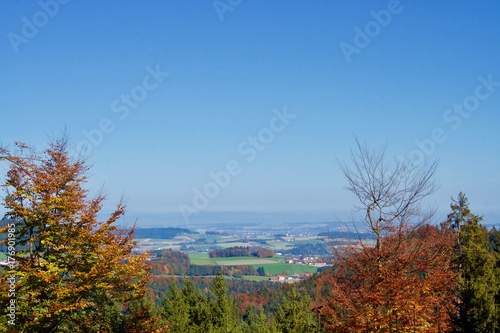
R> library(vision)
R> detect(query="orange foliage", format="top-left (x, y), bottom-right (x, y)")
top-left (315, 225), bottom-right (457, 332)
top-left (0, 139), bottom-right (157, 331)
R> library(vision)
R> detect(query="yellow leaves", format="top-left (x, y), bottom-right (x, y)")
top-left (0, 138), bottom-right (153, 331)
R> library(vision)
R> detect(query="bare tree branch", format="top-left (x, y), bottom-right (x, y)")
top-left (338, 138), bottom-right (438, 252)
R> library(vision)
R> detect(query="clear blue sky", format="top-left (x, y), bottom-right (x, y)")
top-left (1, 1), bottom-right (499, 227)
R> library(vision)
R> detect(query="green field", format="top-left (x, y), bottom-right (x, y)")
top-left (254, 263), bottom-right (317, 275)
top-left (266, 240), bottom-right (293, 250)
top-left (242, 275), bottom-right (271, 281)
top-left (216, 258), bottom-right (276, 265)
top-left (188, 253), bottom-right (217, 264)
top-left (187, 253), bottom-right (318, 276)
top-left (189, 254), bottom-right (276, 265)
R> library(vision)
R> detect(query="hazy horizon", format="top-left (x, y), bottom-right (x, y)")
top-left (114, 209), bottom-right (500, 230)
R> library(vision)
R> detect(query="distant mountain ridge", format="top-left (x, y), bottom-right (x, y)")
top-left (132, 227), bottom-right (195, 239)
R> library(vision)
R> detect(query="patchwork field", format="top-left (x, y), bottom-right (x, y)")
top-left (187, 253), bottom-right (318, 276)
top-left (242, 276), bottom-right (272, 281)
top-left (265, 240), bottom-right (293, 251)
top-left (134, 233), bottom-right (271, 252)
top-left (188, 253), bottom-right (218, 265)
top-left (134, 231), bottom-right (330, 276)
top-left (189, 254), bottom-right (276, 265)
top-left (215, 258), bottom-right (277, 265)
top-left (134, 230), bottom-right (335, 255)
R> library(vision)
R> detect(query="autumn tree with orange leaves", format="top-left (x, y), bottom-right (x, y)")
top-left (0, 139), bottom-right (160, 332)
top-left (315, 140), bottom-right (457, 332)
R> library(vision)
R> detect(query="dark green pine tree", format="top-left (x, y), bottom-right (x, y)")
top-left (162, 281), bottom-right (212, 333)
top-left (209, 271), bottom-right (243, 333)
top-left (275, 285), bottom-right (318, 333)
top-left (241, 305), bottom-right (281, 333)
top-left (447, 192), bottom-right (499, 332)
top-left (162, 274), bottom-right (245, 333)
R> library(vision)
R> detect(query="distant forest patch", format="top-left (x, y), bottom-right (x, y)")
top-left (280, 242), bottom-right (332, 256)
top-left (210, 246), bottom-right (274, 258)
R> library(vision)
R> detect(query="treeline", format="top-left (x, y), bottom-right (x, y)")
top-left (161, 273), bottom-right (317, 332)
top-left (148, 275), bottom-right (282, 305)
top-left (206, 231), bottom-right (229, 236)
top-left (280, 243), bottom-right (332, 256)
top-left (209, 246), bottom-right (274, 258)
top-left (150, 249), bottom-right (191, 275)
top-left (188, 264), bottom-right (258, 277)
top-left (149, 249), bottom-right (259, 277)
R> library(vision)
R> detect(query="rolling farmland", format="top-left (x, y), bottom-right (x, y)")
top-left (188, 253), bottom-right (319, 276)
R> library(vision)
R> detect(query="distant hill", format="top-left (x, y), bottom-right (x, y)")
top-left (132, 227), bottom-right (195, 239)
top-left (318, 231), bottom-right (376, 239)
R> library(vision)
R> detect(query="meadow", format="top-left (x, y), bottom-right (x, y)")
top-left (188, 253), bottom-right (318, 276)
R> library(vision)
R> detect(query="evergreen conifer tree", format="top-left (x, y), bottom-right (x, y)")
top-left (447, 192), bottom-right (499, 332)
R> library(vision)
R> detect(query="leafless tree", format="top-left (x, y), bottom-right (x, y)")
top-left (338, 138), bottom-right (438, 252)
